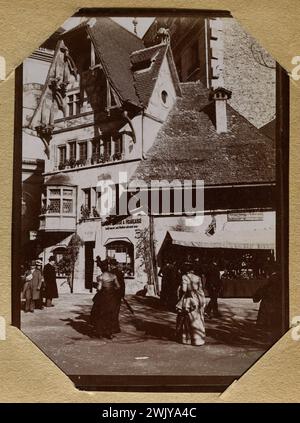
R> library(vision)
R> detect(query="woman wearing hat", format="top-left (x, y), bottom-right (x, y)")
top-left (90, 259), bottom-right (120, 339)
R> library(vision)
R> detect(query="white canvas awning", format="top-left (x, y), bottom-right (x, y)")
top-left (167, 229), bottom-right (275, 250)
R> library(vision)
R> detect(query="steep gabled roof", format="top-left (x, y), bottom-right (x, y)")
top-left (131, 44), bottom-right (168, 107)
top-left (131, 43), bottom-right (181, 107)
top-left (86, 18), bottom-right (145, 106)
top-left (133, 81), bottom-right (275, 185)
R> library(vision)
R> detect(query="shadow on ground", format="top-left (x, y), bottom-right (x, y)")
top-left (60, 295), bottom-right (271, 348)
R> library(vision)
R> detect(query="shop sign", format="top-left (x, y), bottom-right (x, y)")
top-left (227, 212), bottom-right (263, 222)
top-left (104, 217), bottom-right (143, 231)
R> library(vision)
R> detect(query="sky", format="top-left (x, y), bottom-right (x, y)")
top-left (62, 17), bottom-right (155, 38)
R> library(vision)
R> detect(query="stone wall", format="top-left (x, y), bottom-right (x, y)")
top-left (221, 18), bottom-right (276, 129)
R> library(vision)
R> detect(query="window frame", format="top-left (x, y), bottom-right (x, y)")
top-left (45, 186), bottom-right (75, 216)
top-left (67, 90), bottom-right (81, 117)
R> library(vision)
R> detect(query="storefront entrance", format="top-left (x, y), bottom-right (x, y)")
top-left (105, 239), bottom-right (134, 277)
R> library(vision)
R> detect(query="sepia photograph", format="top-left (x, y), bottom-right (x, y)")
top-left (13, 10), bottom-right (289, 391)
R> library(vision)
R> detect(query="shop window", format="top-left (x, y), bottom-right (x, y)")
top-left (106, 240), bottom-right (134, 276)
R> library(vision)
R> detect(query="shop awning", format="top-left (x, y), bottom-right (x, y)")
top-left (167, 229), bottom-right (275, 250)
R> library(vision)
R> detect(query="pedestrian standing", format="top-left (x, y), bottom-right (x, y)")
top-left (205, 260), bottom-right (222, 318)
top-left (90, 260), bottom-right (120, 339)
top-left (110, 258), bottom-right (125, 333)
top-left (176, 264), bottom-right (206, 346)
top-left (158, 260), bottom-right (171, 306)
top-left (43, 256), bottom-right (58, 307)
top-left (35, 260), bottom-right (44, 309)
top-left (22, 260), bottom-right (43, 312)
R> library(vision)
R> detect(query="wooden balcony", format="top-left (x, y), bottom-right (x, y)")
top-left (39, 213), bottom-right (76, 232)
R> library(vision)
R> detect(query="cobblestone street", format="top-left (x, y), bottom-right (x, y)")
top-left (21, 294), bottom-right (270, 378)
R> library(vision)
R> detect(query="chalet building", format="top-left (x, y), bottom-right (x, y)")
top-left (28, 18), bottom-right (276, 295)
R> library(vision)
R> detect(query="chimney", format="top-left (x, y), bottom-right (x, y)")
top-left (210, 87), bottom-right (232, 133)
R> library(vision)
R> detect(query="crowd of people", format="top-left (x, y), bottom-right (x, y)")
top-left (21, 256), bottom-right (58, 312)
top-left (158, 256), bottom-right (282, 345)
top-left (21, 253), bottom-right (282, 346)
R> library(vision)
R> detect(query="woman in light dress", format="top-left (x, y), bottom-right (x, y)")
top-left (176, 264), bottom-right (206, 346)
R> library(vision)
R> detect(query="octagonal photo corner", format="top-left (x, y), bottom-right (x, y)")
top-left (12, 8), bottom-right (289, 392)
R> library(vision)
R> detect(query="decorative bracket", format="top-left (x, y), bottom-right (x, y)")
top-left (36, 124), bottom-right (54, 158)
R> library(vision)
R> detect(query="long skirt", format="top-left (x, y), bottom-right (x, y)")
top-left (176, 293), bottom-right (206, 346)
top-left (90, 288), bottom-right (119, 337)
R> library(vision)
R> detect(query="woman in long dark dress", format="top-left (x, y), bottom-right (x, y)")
top-left (90, 260), bottom-right (120, 339)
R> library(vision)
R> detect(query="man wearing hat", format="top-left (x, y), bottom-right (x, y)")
top-left (43, 256), bottom-right (58, 307)
top-left (22, 260), bottom-right (43, 312)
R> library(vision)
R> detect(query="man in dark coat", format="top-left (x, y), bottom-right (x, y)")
top-left (158, 260), bottom-right (172, 306)
top-left (43, 256), bottom-right (58, 307)
top-left (109, 258), bottom-right (125, 333)
top-left (205, 260), bottom-right (222, 318)
top-left (22, 260), bottom-right (43, 312)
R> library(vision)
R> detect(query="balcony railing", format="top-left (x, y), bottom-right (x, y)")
top-left (79, 205), bottom-right (101, 223)
top-left (56, 153), bottom-right (124, 171)
top-left (39, 213), bottom-right (76, 232)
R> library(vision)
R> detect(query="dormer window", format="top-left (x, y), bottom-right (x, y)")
top-left (131, 50), bottom-right (159, 73)
top-left (132, 59), bottom-right (152, 72)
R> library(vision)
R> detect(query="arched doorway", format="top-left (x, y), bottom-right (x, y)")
top-left (105, 239), bottom-right (134, 277)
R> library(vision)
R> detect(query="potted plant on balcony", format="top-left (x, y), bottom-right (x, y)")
top-left (58, 161), bottom-right (66, 170)
top-left (64, 159), bottom-right (70, 169)
top-left (92, 206), bottom-right (100, 218)
top-left (112, 152), bottom-right (123, 161)
top-left (76, 158), bottom-right (87, 167)
top-left (79, 204), bottom-right (91, 222)
top-left (98, 154), bottom-right (105, 163)
top-left (91, 153), bottom-right (99, 165)
top-left (69, 157), bottom-right (76, 168)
